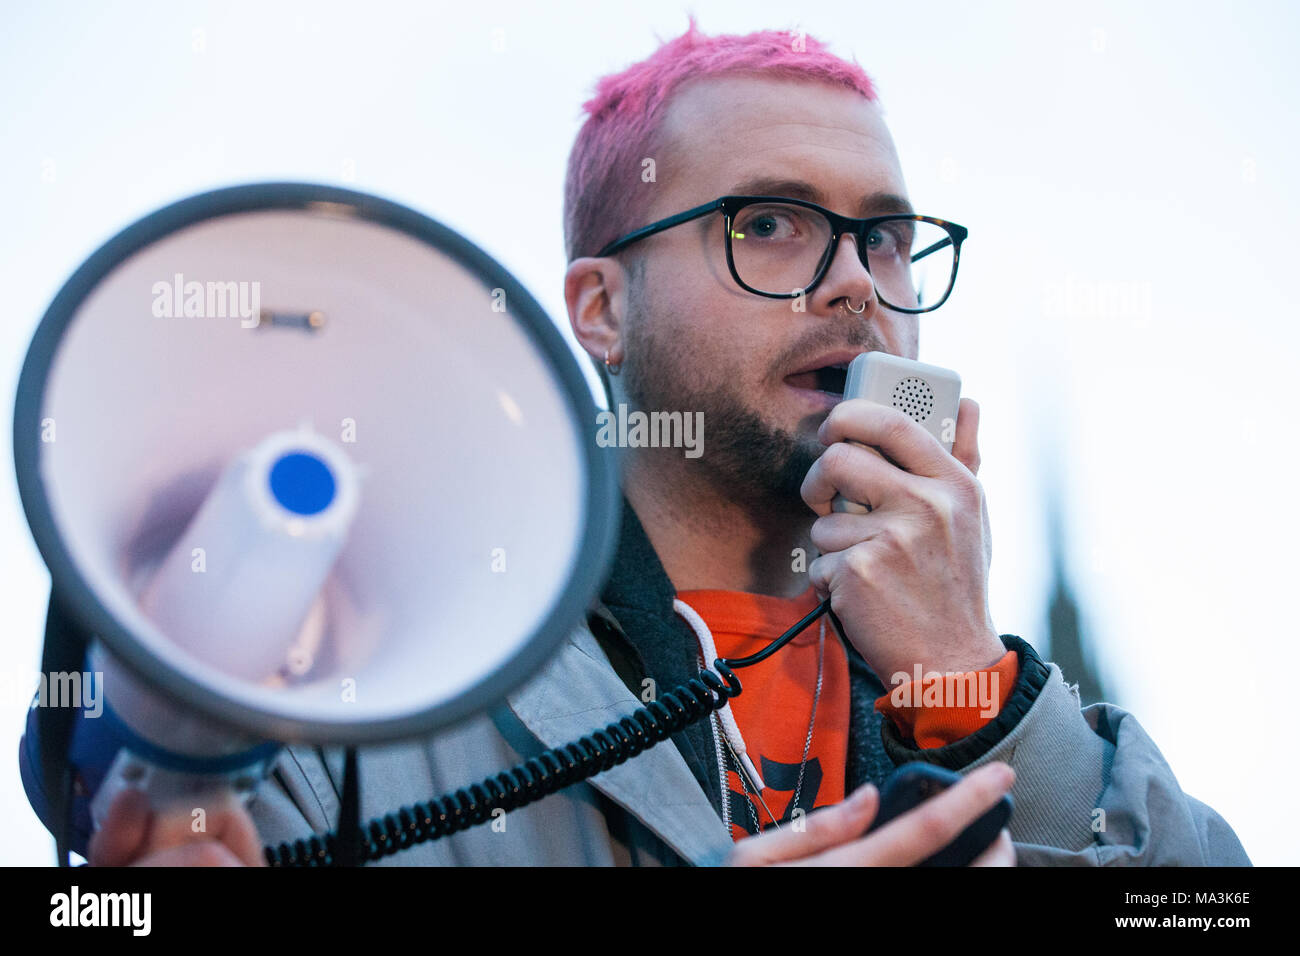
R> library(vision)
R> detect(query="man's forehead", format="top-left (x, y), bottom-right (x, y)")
top-left (655, 74), bottom-right (906, 211)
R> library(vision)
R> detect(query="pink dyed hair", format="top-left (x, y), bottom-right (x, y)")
top-left (563, 17), bottom-right (879, 262)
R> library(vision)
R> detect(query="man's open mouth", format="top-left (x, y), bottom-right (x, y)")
top-left (784, 363), bottom-right (848, 398)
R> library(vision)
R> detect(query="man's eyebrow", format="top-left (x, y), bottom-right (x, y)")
top-left (728, 177), bottom-right (915, 216)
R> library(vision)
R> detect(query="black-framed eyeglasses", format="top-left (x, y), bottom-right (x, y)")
top-left (596, 195), bottom-right (968, 314)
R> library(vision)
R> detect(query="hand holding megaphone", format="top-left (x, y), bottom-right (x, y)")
top-left (88, 788), bottom-right (264, 867)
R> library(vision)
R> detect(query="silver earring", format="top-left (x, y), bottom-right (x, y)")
top-left (604, 349), bottom-right (621, 376)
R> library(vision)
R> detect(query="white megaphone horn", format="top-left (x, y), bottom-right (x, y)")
top-left (14, 183), bottom-right (620, 865)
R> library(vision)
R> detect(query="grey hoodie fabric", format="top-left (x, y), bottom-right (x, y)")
top-left (248, 498), bottom-right (1251, 866)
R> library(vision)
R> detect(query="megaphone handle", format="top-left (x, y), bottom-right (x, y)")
top-left (88, 756), bottom-right (257, 834)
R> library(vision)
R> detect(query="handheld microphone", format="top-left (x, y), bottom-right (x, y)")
top-left (831, 351), bottom-right (962, 513)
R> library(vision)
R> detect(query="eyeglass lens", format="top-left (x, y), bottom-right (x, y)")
top-left (727, 202), bottom-right (955, 309)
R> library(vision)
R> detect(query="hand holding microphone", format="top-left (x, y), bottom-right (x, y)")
top-left (801, 353), bottom-right (1002, 682)
top-left (829, 351), bottom-right (962, 514)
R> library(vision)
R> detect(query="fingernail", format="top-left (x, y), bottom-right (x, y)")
top-left (851, 783), bottom-right (876, 806)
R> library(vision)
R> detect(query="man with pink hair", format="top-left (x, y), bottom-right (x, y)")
top-left (89, 19), bottom-right (1247, 867)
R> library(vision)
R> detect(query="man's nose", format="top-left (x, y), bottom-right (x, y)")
top-left (816, 233), bottom-right (877, 311)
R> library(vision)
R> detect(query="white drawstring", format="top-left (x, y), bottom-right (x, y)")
top-left (673, 597), bottom-right (766, 793)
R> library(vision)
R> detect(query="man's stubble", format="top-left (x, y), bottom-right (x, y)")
top-left (619, 277), bottom-right (824, 517)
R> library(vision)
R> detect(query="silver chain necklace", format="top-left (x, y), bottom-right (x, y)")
top-left (721, 616), bottom-right (826, 836)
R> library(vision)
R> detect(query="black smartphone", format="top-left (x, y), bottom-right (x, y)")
top-left (867, 763), bottom-right (1013, 866)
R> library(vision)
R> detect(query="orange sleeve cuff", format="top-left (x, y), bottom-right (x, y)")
top-left (873, 650), bottom-right (1019, 749)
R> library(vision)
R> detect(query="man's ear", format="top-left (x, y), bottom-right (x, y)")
top-left (565, 256), bottom-right (628, 368)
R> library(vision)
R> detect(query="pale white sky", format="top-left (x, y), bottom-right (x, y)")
top-left (1, 0), bottom-right (1296, 865)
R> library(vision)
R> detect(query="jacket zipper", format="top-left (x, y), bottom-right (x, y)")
top-left (700, 650), bottom-right (731, 838)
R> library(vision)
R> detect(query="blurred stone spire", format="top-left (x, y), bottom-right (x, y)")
top-left (1042, 471), bottom-right (1108, 707)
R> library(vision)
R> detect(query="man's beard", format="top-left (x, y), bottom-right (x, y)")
top-left (621, 317), bottom-right (822, 514)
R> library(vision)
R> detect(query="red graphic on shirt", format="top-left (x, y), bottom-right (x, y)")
top-left (676, 587), bottom-right (849, 843)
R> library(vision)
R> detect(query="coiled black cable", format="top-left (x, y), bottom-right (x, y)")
top-left (263, 597), bottom-right (833, 867)
top-left (263, 663), bottom-right (742, 866)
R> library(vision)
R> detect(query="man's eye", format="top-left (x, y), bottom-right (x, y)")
top-left (748, 213), bottom-right (795, 239)
top-left (866, 224), bottom-right (906, 255)
top-left (736, 209), bottom-right (800, 240)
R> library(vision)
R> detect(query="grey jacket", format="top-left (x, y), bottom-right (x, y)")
top-left (249, 503), bottom-right (1251, 867)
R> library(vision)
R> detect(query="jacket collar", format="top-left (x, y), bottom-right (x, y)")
top-left (505, 494), bottom-right (732, 865)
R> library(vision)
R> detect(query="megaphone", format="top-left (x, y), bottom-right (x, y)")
top-left (14, 182), bottom-right (620, 863)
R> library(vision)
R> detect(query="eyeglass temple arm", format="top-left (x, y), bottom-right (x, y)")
top-left (596, 199), bottom-right (725, 257)
top-left (911, 235), bottom-right (954, 264)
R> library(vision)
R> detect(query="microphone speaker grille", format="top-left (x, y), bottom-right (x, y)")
top-left (892, 376), bottom-right (935, 423)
